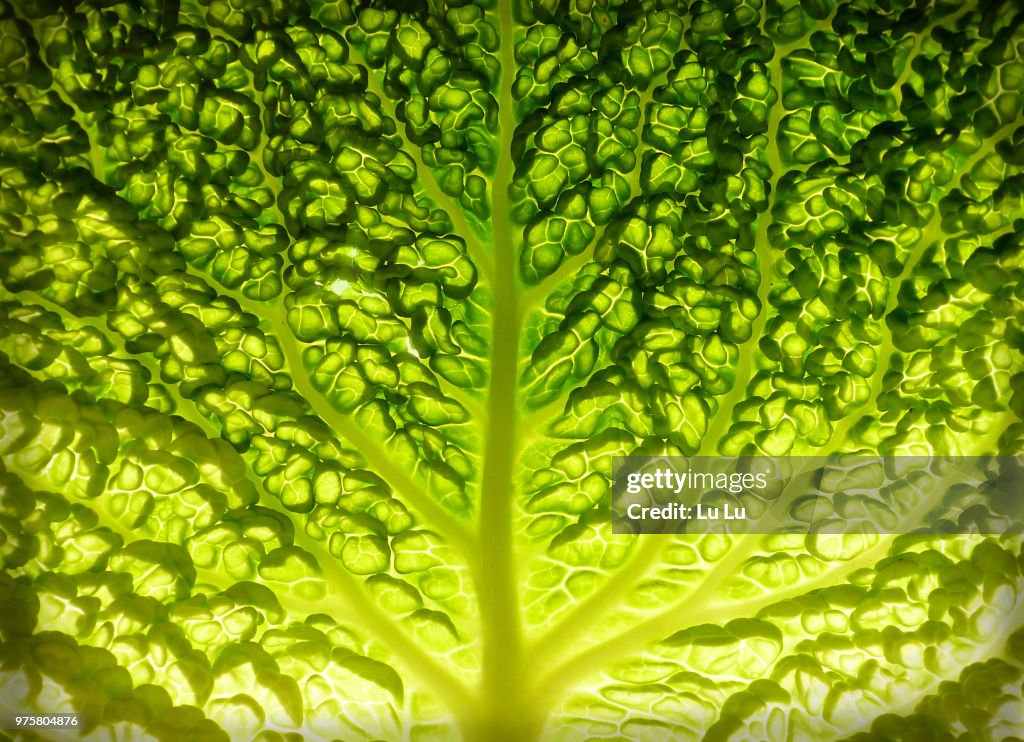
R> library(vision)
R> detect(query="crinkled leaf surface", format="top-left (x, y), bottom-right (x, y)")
top-left (1, 0), bottom-right (1024, 740)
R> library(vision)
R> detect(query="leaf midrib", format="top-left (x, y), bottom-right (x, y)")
top-left (470, 0), bottom-right (530, 737)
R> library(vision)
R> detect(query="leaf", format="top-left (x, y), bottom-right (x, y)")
top-left (1, 0), bottom-right (1023, 740)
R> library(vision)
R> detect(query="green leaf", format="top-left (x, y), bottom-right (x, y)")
top-left (1, 0), bottom-right (1023, 740)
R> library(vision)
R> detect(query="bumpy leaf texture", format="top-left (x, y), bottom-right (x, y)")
top-left (0, 0), bottom-right (1023, 739)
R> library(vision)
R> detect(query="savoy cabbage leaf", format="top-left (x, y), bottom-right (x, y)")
top-left (0, 0), bottom-right (1023, 739)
